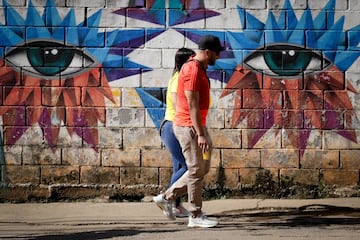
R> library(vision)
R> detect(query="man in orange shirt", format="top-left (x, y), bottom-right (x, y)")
top-left (153, 35), bottom-right (224, 228)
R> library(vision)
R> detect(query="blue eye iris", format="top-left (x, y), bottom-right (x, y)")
top-left (244, 44), bottom-right (331, 77)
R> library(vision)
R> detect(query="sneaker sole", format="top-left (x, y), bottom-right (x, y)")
top-left (187, 223), bottom-right (218, 228)
top-left (153, 197), bottom-right (176, 220)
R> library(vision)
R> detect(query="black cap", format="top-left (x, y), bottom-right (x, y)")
top-left (198, 35), bottom-right (224, 53)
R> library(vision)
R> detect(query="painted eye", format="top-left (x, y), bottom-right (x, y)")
top-left (5, 40), bottom-right (97, 79)
top-left (244, 44), bottom-right (331, 77)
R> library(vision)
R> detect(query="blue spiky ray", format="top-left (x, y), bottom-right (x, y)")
top-left (0, 0), bottom-right (159, 80)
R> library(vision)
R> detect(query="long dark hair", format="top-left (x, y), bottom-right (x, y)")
top-left (173, 47), bottom-right (195, 74)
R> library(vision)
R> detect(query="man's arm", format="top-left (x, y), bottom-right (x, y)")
top-left (185, 90), bottom-right (209, 153)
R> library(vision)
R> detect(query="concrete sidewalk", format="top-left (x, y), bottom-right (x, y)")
top-left (0, 197), bottom-right (359, 239)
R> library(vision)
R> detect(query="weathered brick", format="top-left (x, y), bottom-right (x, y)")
top-left (243, 129), bottom-right (282, 149)
top-left (41, 166), bottom-right (79, 184)
top-left (205, 8), bottom-right (242, 29)
top-left (206, 109), bottom-right (225, 128)
top-left (23, 146), bottom-right (61, 165)
top-left (67, 0), bottom-right (105, 7)
top-left (239, 168), bottom-right (260, 186)
top-left (159, 167), bottom-right (172, 186)
top-left (212, 88), bottom-right (235, 109)
top-left (56, 127), bottom-right (83, 148)
top-left (130, 48), bottom-right (162, 69)
top-left (106, 0), bottom-right (129, 8)
top-left (88, 8), bottom-right (125, 28)
top-left (204, 168), bottom-right (218, 186)
top-left (62, 147), bottom-right (101, 166)
top-left (105, 107), bottom-right (145, 127)
top-left (98, 127), bottom-right (122, 148)
top-left (261, 149), bottom-right (299, 168)
top-left (230, 0), bottom-right (266, 9)
top-left (222, 149), bottom-right (260, 168)
top-left (120, 167), bottom-right (158, 185)
top-left (4, 146), bottom-right (22, 165)
top-left (243, 90), bottom-right (261, 108)
top-left (102, 148), bottom-right (140, 167)
top-left (123, 128), bottom-right (161, 148)
top-left (280, 169), bottom-right (319, 185)
top-left (118, 108), bottom-right (145, 127)
top-left (80, 166), bottom-right (119, 184)
top-left (308, 0), bottom-right (347, 10)
top-left (0, 185), bottom-right (50, 202)
top-left (210, 149), bottom-right (221, 168)
top-left (208, 128), bottom-right (241, 148)
top-left (122, 88), bottom-right (143, 107)
top-left (106, 88), bottom-right (121, 107)
top-left (340, 150), bottom-right (360, 169)
top-left (141, 148), bottom-right (172, 167)
top-left (283, 129), bottom-right (322, 149)
top-left (324, 130), bottom-right (360, 149)
top-left (5, 165), bottom-right (40, 184)
top-left (321, 169), bottom-right (359, 186)
top-left (5, 126), bottom-right (43, 146)
top-left (298, 91), bottom-right (324, 110)
top-left (223, 168), bottom-right (240, 189)
top-left (301, 150), bottom-right (339, 169)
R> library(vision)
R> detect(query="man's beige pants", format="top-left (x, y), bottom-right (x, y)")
top-left (165, 125), bottom-right (211, 214)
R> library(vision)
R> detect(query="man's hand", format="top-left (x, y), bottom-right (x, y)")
top-left (198, 135), bottom-right (209, 153)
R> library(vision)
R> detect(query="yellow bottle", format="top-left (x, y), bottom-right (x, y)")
top-left (202, 150), bottom-right (211, 160)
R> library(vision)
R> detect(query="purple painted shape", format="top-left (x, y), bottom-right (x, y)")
top-left (324, 110), bottom-right (343, 129)
top-left (299, 129), bottom-right (311, 156)
top-left (38, 108), bottom-right (54, 145)
top-left (9, 107), bottom-right (29, 146)
top-left (336, 130), bottom-right (358, 143)
top-left (72, 109), bottom-right (99, 150)
top-left (113, 8), bottom-right (163, 25)
top-left (134, 0), bottom-right (144, 7)
top-left (83, 127), bottom-right (97, 149)
top-left (189, 0), bottom-right (204, 9)
top-left (72, 110), bottom-right (85, 142)
top-left (106, 68), bottom-right (142, 81)
top-left (128, 8), bottom-right (162, 25)
top-left (110, 36), bottom-right (145, 49)
top-left (250, 129), bottom-right (268, 148)
top-left (264, 109), bottom-right (275, 129)
top-left (207, 70), bottom-right (222, 81)
top-left (38, 108), bottom-right (51, 128)
top-left (171, 9), bottom-right (220, 26)
top-left (249, 110), bottom-right (268, 148)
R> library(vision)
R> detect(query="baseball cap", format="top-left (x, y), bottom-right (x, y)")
top-left (198, 35), bottom-right (224, 53)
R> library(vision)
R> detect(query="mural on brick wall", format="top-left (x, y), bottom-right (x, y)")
top-left (127, 0), bottom-right (360, 156)
top-left (0, 0), bottom-right (359, 156)
top-left (220, 0), bottom-right (360, 155)
top-left (0, 0), bottom-right (163, 150)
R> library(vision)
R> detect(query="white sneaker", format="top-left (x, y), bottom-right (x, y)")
top-left (188, 213), bottom-right (218, 228)
top-left (173, 203), bottom-right (189, 218)
top-left (153, 194), bottom-right (176, 220)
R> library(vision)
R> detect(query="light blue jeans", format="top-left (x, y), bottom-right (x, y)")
top-left (160, 120), bottom-right (187, 206)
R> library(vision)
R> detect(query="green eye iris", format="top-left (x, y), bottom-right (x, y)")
top-left (263, 46), bottom-right (312, 76)
top-left (27, 42), bottom-right (75, 76)
top-left (244, 44), bottom-right (331, 77)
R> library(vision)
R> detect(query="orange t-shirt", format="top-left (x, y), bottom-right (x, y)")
top-left (174, 58), bottom-right (210, 126)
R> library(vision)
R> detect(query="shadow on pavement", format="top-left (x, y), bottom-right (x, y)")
top-left (214, 204), bottom-right (360, 227)
top-left (27, 229), bottom-right (178, 240)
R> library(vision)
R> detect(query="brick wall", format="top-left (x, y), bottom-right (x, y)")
top-left (0, 0), bottom-right (360, 202)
